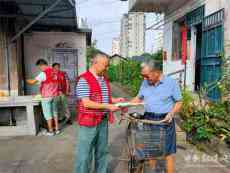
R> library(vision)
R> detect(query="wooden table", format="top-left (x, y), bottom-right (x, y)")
top-left (0, 96), bottom-right (41, 136)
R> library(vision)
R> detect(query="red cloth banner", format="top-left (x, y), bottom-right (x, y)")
top-left (181, 26), bottom-right (187, 64)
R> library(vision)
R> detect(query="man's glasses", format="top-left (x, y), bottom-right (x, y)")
top-left (141, 74), bottom-right (149, 79)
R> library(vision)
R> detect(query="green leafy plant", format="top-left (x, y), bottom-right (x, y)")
top-left (181, 97), bottom-right (230, 142)
top-left (108, 50), bottom-right (163, 96)
top-left (181, 89), bottom-right (195, 119)
top-left (181, 53), bottom-right (230, 143)
top-left (219, 55), bottom-right (230, 100)
top-left (86, 40), bottom-right (100, 69)
top-left (108, 60), bottom-right (142, 96)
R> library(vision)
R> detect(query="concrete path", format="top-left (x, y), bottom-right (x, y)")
top-left (0, 83), bottom-right (229, 173)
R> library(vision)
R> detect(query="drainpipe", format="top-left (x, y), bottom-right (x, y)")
top-left (6, 45), bottom-right (11, 96)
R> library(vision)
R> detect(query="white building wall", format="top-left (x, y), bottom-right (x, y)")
top-left (152, 30), bottom-right (163, 53)
top-left (163, 21), bottom-right (190, 89)
top-left (127, 13), bottom-right (145, 57)
top-left (120, 14), bottom-right (129, 58)
top-left (223, 1), bottom-right (230, 55)
top-left (163, 0), bottom-right (230, 90)
top-left (163, 0), bottom-right (205, 75)
top-left (163, 21), bottom-right (173, 75)
top-left (24, 32), bottom-right (87, 94)
top-left (120, 13), bottom-right (145, 58)
top-left (112, 37), bottom-right (120, 55)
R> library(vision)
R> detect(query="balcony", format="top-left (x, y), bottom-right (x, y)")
top-left (129, 0), bottom-right (188, 13)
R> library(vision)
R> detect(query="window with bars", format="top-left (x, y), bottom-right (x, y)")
top-left (172, 16), bottom-right (193, 63)
top-left (172, 19), bottom-right (187, 61)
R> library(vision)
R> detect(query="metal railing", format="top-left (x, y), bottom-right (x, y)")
top-left (167, 69), bottom-right (185, 88)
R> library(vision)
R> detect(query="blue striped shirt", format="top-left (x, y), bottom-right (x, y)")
top-left (76, 77), bottom-right (109, 104)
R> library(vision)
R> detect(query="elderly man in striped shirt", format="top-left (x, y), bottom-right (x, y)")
top-left (75, 52), bottom-right (125, 173)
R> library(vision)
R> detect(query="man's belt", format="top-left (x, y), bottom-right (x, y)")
top-left (144, 112), bottom-right (168, 117)
top-left (143, 112), bottom-right (168, 121)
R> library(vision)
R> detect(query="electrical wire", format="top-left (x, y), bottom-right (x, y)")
top-left (146, 17), bottom-right (164, 30)
top-left (145, 0), bottom-right (205, 31)
top-left (93, 30), bottom-right (120, 37)
top-left (78, 0), bottom-right (119, 6)
top-left (92, 20), bottom-right (120, 26)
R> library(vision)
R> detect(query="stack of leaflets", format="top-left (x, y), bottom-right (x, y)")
top-left (114, 102), bottom-right (144, 107)
top-left (33, 94), bottom-right (42, 101)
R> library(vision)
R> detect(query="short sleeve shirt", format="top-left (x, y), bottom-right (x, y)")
top-left (35, 72), bottom-right (46, 83)
top-left (138, 76), bottom-right (182, 113)
top-left (76, 77), bottom-right (109, 104)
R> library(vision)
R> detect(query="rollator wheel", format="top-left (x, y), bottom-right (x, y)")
top-left (128, 157), bottom-right (136, 173)
top-left (137, 162), bottom-right (144, 173)
top-left (144, 159), bottom-right (166, 173)
top-left (156, 159), bottom-right (166, 173)
top-left (128, 157), bottom-right (145, 173)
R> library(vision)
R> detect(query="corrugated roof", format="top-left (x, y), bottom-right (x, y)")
top-left (0, 0), bottom-right (77, 29)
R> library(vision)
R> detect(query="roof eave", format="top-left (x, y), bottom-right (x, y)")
top-left (129, 0), bottom-right (167, 13)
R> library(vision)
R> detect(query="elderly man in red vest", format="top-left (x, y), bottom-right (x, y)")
top-left (75, 52), bottom-right (125, 173)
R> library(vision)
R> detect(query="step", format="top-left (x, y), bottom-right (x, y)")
top-left (176, 123), bottom-right (187, 146)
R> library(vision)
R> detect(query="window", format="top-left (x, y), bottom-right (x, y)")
top-left (172, 21), bottom-right (182, 60)
top-left (172, 18), bottom-right (188, 61)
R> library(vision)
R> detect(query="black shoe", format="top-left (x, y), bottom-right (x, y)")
top-left (66, 119), bottom-right (72, 125)
top-left (58, 117), bottom-right (66, 123)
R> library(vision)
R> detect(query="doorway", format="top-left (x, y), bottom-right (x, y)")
top-left (200, 9), bottom-right (224, 101)
top-left (51, 48), bottom-right (78, 109)
top-left (195, 23), bottom-right (202, 91)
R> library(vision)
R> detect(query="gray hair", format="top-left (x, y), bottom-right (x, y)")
top-left (91, 52), bottom-right (110, 64)
top-left (141, 60), bottom-right (162, 71)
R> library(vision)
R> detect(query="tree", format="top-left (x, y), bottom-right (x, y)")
top-left (151, 49), bottom-right (163, 62)
top-left (86, 40), bottom-right (100, 69)
top-left (141, 49), bottom-right (163, 70)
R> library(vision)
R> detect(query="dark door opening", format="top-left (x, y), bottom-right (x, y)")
top-left (51, 48), bottom-right (78, 109)
top-left (195, 23), bottom-right (202, 91)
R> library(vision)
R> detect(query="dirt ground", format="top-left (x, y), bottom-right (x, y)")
top-left (0, 84), bottom-right (229, 173)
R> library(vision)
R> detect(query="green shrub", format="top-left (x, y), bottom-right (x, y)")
top-left (108, 60), bottom-right (142, 96)
top-left (181, 55), bottom-right (230, 143)
top-left (182, 98), bottom-right (230, 142)
top-left (181, 89), bottom-right (195, 119)
top-left (108, 51), bottom-right (163, 96)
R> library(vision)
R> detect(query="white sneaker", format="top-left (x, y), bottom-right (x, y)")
top-left (55, 130), bottom-right (61, 135)
top-left (43, 131), bottom-right (54, 136)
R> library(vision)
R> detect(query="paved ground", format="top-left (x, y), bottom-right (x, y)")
top-left (0, 84), bottom-right (229, 173)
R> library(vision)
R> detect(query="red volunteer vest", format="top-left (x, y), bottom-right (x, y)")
top-left (57, 71), bottom-right (69, 95)
top-left (40, 67), bottom-right (59, 97)
top-left (76, 71), bottom-right (115, 127)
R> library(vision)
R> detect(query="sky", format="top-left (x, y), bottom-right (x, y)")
top-left (77, 0), bottom-right (161, 54)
